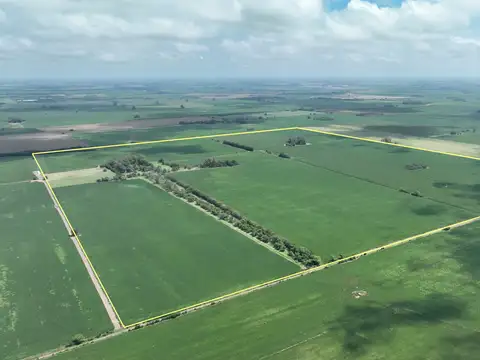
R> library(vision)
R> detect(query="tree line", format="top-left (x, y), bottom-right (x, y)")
top-left (222, 140), bottom-right (254, 152)
top-left (96, 154), bottom-right (319, 267)
top-left (167, 176), bottom-right (319, 268)
top-left (199, 158), bottom-right (239, 168)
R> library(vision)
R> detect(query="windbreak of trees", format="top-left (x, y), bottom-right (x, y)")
top-left (285, 136), bottom-right (307, 147)
top-left (167, 176), bottom-right (320, 268)
top-left (199, 158), bottom-right (239, 168)
top-left (222, 140), bottom-right (254, 152)
top-left (102, 155), bottom-right (154, 174)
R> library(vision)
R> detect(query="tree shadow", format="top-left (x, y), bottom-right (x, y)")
top-left (389, 147), bottom-right (411, 154)
top-left (330, 293), bottom-right (467, 356)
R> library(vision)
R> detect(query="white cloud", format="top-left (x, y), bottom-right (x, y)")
top-left (0, 0), bottom-right (478, 77)
top-left (451, 36), bottom-right (480, 47)
top-left (174, 42), bottom-right (209, 53)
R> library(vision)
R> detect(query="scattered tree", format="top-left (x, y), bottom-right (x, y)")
top-left (285, 136), bottom-right (307, 147)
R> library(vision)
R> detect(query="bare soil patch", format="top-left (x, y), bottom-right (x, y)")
top-left (0, 134), bottom-right (85, 155)
top-left (48, 167), bottom-right (115, 188)
top-left (307, 125), bottom-right (364, 133)
top-left (42, 116), bottom-right (211, 133)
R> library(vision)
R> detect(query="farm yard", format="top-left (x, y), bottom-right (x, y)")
top-left (1, 79), bottom-right (480, 360)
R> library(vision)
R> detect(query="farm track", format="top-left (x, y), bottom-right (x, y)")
top-left (38, 179), bottom-right (123, 331)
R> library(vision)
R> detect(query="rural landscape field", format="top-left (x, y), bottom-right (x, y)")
top-left (1, 78), bottom-right (480, 360)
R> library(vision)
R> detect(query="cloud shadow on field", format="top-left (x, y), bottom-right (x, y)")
top-left (411, 204), bottom-right (446, 216)
top-left (441, 227), bottom-right (480, 280)
top-left (330, 293), bottom-right (466, 356)
top-left (133, 144), bottom-right (207, 157)
top-left (441, 332), bottom-right (480, 360)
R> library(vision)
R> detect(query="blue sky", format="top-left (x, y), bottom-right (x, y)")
top-left (0, 0), bottom-right (478, 79)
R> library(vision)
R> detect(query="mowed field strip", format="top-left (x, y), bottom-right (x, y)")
top-left (31, 126), bottom-right (480, 330)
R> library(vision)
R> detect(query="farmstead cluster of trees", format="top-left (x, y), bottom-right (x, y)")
top-left (167, 176), bottom-right (320, 268)
top-left (199, 158), bottom-right (239, 168)
top-left (285, 136), bottom-right (307, 146)
top-left (102, 155), bottom-right (154, 174)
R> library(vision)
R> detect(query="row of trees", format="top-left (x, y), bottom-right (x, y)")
top-left (167, 176), bottom-right (319, 268)
top-left (222, 140), bottom-right (254, 152)
top-left (285, 136), bottom-right (307, 147)
top-left (199, 158), bottom-right (239, 168)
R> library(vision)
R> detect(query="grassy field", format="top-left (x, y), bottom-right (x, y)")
top-left (37, 128), bottom-right (253, 174)
top-left (218, 129), bottom-right (480, 212)
top-left (54, 180), bottom-right (297, 325)
top-left (0, 183), bottom-right (111, 360)
top-left (0, 157), bottom-right (36, 184)
top-left (54, 221), bottom-right (480, 360)
top-left (174, 152), bottom-right (473, 258)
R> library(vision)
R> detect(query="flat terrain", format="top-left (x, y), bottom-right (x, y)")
top-left (54, 221), bottom-right (480, 360)
top-left (220, 130), bottom-right (480, 212)
top-left (37, 135), bottom-right (247, 174)
top-left (48, 167), bottom-right (115, 188)
top-left (54, 180), bottom-right (297, 325)
top-left (175, 151), bottom-right (473, 258)
top-left (0, 183), bottom-right (111, 360)
top-left (0, 157), bottom-right (37, 184)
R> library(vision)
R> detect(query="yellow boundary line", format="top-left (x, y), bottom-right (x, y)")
top-left (299, 127), bottom-right (480, 161)
top-left (31, 125), bottom-right (480, 329)
top-left (32, 153), bottom-right (126, 328)
top-left (124, 214), bottom-right (480, 329)
top-left (32, 127), bottom-right (298, 155)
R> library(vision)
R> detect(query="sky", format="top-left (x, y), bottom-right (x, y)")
top-left (0, 0), bottom-right (479, 79)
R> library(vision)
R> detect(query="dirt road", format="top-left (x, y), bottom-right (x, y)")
top-left (39, 179), bottom-right (122, 331)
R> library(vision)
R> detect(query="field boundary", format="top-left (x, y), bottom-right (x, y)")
top-left (32, 153), bottom-right (125, 329)
top-left (32, 126), bottom-right (480, 330)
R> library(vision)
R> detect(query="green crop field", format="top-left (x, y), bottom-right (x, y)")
top-left (53, 221), bottom-right (480, 360)
top-left (216, 129), bottom-right (480, 212)
top-left (0, 157), bottom-right (37, 184)
top-left (53, 180), bottom-right (297, 325)
top-left (0, 183), bottom-right (111, 360)
top-left (174, 151), bottom-right (473, 258)
top-left (37, 136), bottom-right (249, 174)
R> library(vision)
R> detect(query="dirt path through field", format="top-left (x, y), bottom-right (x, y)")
top-left (39, 179), bottom-right (122, 331)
